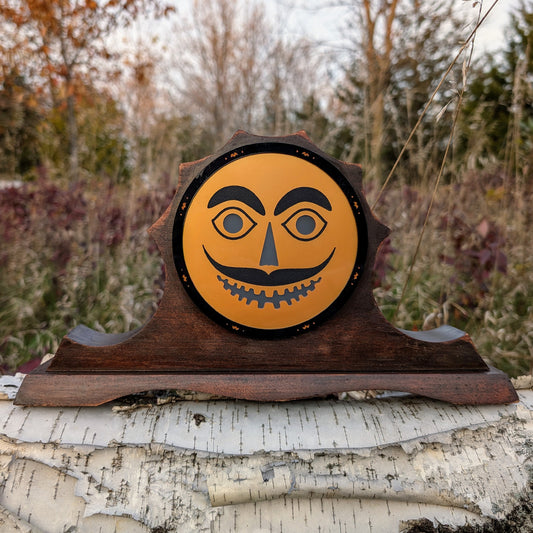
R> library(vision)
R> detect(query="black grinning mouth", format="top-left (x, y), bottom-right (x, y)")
top-left (217, 275), bottom-right (321, 308)
top-left (204, 246), bottom-right (335, 286)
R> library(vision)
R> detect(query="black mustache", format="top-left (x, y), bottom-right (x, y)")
top-left (203, 247), bottom-right (335, 286)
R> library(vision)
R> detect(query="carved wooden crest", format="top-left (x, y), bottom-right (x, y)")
top-left (15, 132), bottom-right (518, 406)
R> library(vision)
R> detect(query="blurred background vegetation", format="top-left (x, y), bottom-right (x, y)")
top-left (0, 0), bottom-right (531, 376)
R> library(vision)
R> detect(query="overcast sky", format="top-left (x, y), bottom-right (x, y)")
top-left (271, 0), bottom-right (517, 55)
top-left (455, 0), bottom-right (518, 52)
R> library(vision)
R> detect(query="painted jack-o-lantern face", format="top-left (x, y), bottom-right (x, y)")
top-left (173, 144), bottom-right (366, 336)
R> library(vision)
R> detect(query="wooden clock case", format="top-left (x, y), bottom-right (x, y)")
top-left (15, 132), bottom-right (518, 406)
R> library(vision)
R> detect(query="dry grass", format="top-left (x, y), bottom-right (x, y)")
top-left (1, 165), bottom-right (531, 377)
top-left (371, 168), bottom-right (533, 377)
top-left (0, 178), bottom-right (169, 371)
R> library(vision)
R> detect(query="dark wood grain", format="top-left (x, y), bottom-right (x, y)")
top-left (15, 360), bottom-right (518, 406)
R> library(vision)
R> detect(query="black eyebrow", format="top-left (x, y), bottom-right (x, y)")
top-left (274, 187), bottom-right (332, 215)
top-left (208, 186), bottom-right (265, 215)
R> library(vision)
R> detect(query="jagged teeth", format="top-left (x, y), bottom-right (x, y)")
top-left (216, 275), bottom-right (321, 308)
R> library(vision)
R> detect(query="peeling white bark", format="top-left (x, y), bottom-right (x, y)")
top-left (0, 377), bottom-right (531, 532)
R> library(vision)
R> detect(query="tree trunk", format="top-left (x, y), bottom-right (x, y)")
top-left (65, 88), bottom-right (79, 182)
top-left (361, 0), bottom-right (398, 184)
top-left (0, 375), bottom-right (531, 532)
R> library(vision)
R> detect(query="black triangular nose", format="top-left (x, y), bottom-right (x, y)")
top-left (259, 222), bottom-right (279, 266)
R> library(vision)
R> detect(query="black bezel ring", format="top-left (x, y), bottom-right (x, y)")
top-left (172, 142), bottom-right (368, 339)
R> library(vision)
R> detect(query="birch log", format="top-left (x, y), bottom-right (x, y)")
top-left (0, 376), bottom-right (531, 533)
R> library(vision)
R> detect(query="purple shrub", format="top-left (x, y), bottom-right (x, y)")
top-left (440, 210), bottom-right (507, 307)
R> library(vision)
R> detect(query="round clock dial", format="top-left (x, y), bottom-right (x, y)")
top-left (173, 143), bottom-right (367, 337)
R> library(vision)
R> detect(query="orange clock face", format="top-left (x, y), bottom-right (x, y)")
top-left (173, 144), bottom-right (367, 337)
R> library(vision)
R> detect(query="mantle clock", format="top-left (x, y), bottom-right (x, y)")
top-left (15, 132), bottom-right (518, 406)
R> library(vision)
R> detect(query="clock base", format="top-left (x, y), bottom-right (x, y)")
top-left (15, 360), bottom-right (518, 406)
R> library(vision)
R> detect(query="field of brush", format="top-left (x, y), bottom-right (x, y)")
top-left (1, 168), bottom-right (531, 377)
top-left (1, 1), bottom-right (532, 379)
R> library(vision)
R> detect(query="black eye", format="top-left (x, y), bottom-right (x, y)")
top-left (282, 208), bottom-right (327, 241)
top-left (212, 207), bottom-right (256, 239)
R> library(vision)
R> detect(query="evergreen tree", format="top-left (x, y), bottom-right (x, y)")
top-left (333, 0), bottom-right (467, 184)
top-left (459, 1), bottom-right (533, 175)
top-left (0, 69), bottom-right (42, 178)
